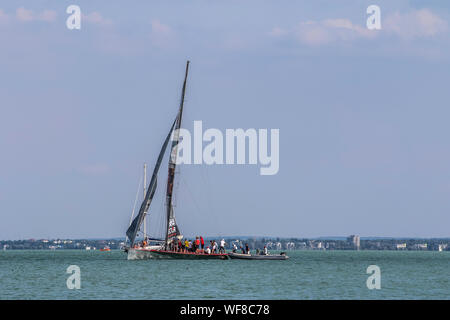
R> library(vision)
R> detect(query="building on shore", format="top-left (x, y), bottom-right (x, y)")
top-left (347, 235), bottom-right (360, 250)
top-left (412, 243), bottom-right (427, 250)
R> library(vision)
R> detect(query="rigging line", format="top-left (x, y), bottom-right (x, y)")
top-left (173, 167), bottom-right (181, 208)
top-left (150, 185), bottom-right (164, 233)
top-left (158, 198), bottom-right (167, 238)
top-left (129, 175), bottom-right (143, 228)
top-left (202, 165), bottom-right (215, 217)
top-left (154, 192), bottom-right (166, 239)
top-left (179, 173), bottom-right (205, 222)
top-left (200, 164), bottom-right (218, 235)
top-left (148, 180), bottom-right (165, 240)
top-left (157, 195), bottom-right (166, 239)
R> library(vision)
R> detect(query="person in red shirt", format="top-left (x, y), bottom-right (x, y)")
top-left (200, 236), bottom-right (205, 253)
top-left (195, 237), bottom-right (200, 253)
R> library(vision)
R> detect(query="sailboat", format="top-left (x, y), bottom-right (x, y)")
top-left (124, 61), bottom-right (229, 260)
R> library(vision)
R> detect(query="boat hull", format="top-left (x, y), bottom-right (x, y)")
top-left (148, 250), bottom-right (229, 260)
top-left (228, 252), bottom-right (289, 260)
top-left (126, 246), bottom-right (163, 260)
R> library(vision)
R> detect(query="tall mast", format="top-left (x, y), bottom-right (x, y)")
top-left (165, 60), bottom-right (189, 244)
top-left (143, 163), bottom-right (147, 239)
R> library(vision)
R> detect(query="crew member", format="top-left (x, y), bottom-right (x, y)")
top-left (219, 239), bottom-right (226, 254)
top-left (200, 236), bottom-right (205, 252)
top-left (195, 237), bottom-right (200, 253)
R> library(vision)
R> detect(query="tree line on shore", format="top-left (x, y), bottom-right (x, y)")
top-left (1, 237), bottom-right (449, 251)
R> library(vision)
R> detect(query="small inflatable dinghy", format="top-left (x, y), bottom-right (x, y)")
top-left (228, 252), bottom-right (289, 260)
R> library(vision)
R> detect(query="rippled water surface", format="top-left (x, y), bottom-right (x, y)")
top-left (0, 250), bottom-right (448, 299)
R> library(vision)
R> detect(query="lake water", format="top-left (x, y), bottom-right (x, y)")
top-left (0, 250), bottom-right (448, 299)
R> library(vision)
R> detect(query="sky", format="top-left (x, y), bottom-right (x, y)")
top-left (1, 1), bottom-right (450, 240)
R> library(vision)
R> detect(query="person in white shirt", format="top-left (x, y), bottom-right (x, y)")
top-left (205, 246), bottom-right (211, 254)
top-left (263, 246), bottom-right (268, 255)
top-left (219, 239), bottom-right (226, 253)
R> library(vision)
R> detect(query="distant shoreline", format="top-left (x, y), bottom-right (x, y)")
top-left (1, 237), bottom-right (449, 251)
top-left (2, 236), bottom-right (450, 241)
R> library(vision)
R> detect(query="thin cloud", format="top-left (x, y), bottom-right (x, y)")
top-left (82, 12), bottom-right (113, 26)
top-left (16, 7), bottom-right (33, 22)
top-left (0, 9), bottom-right (10, 24)
top-left (268, 27), bottom-right (288, 37)
top-left (15, 7), bottom-right (57, 22)
top-left (384, 9), bottom-right (448, 39)
top-left (270, 18), bottom-right (376, 46)
top-left (39, 10), bottom-right (57, 22)
top-left (270, 8), bottom-right (447, 46)
top-left (149, 19), bottom-right (175, 48)
top-left (298, 19), bottom-right (376, 46)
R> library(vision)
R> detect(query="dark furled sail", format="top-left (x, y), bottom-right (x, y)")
top-left (126, 117), bottom-right (177, 247)
top-left (165, 61), bottom-right (190, 244)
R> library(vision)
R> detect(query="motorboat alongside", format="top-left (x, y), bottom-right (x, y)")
top-left (228, 252), bottom-right (289, 260)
